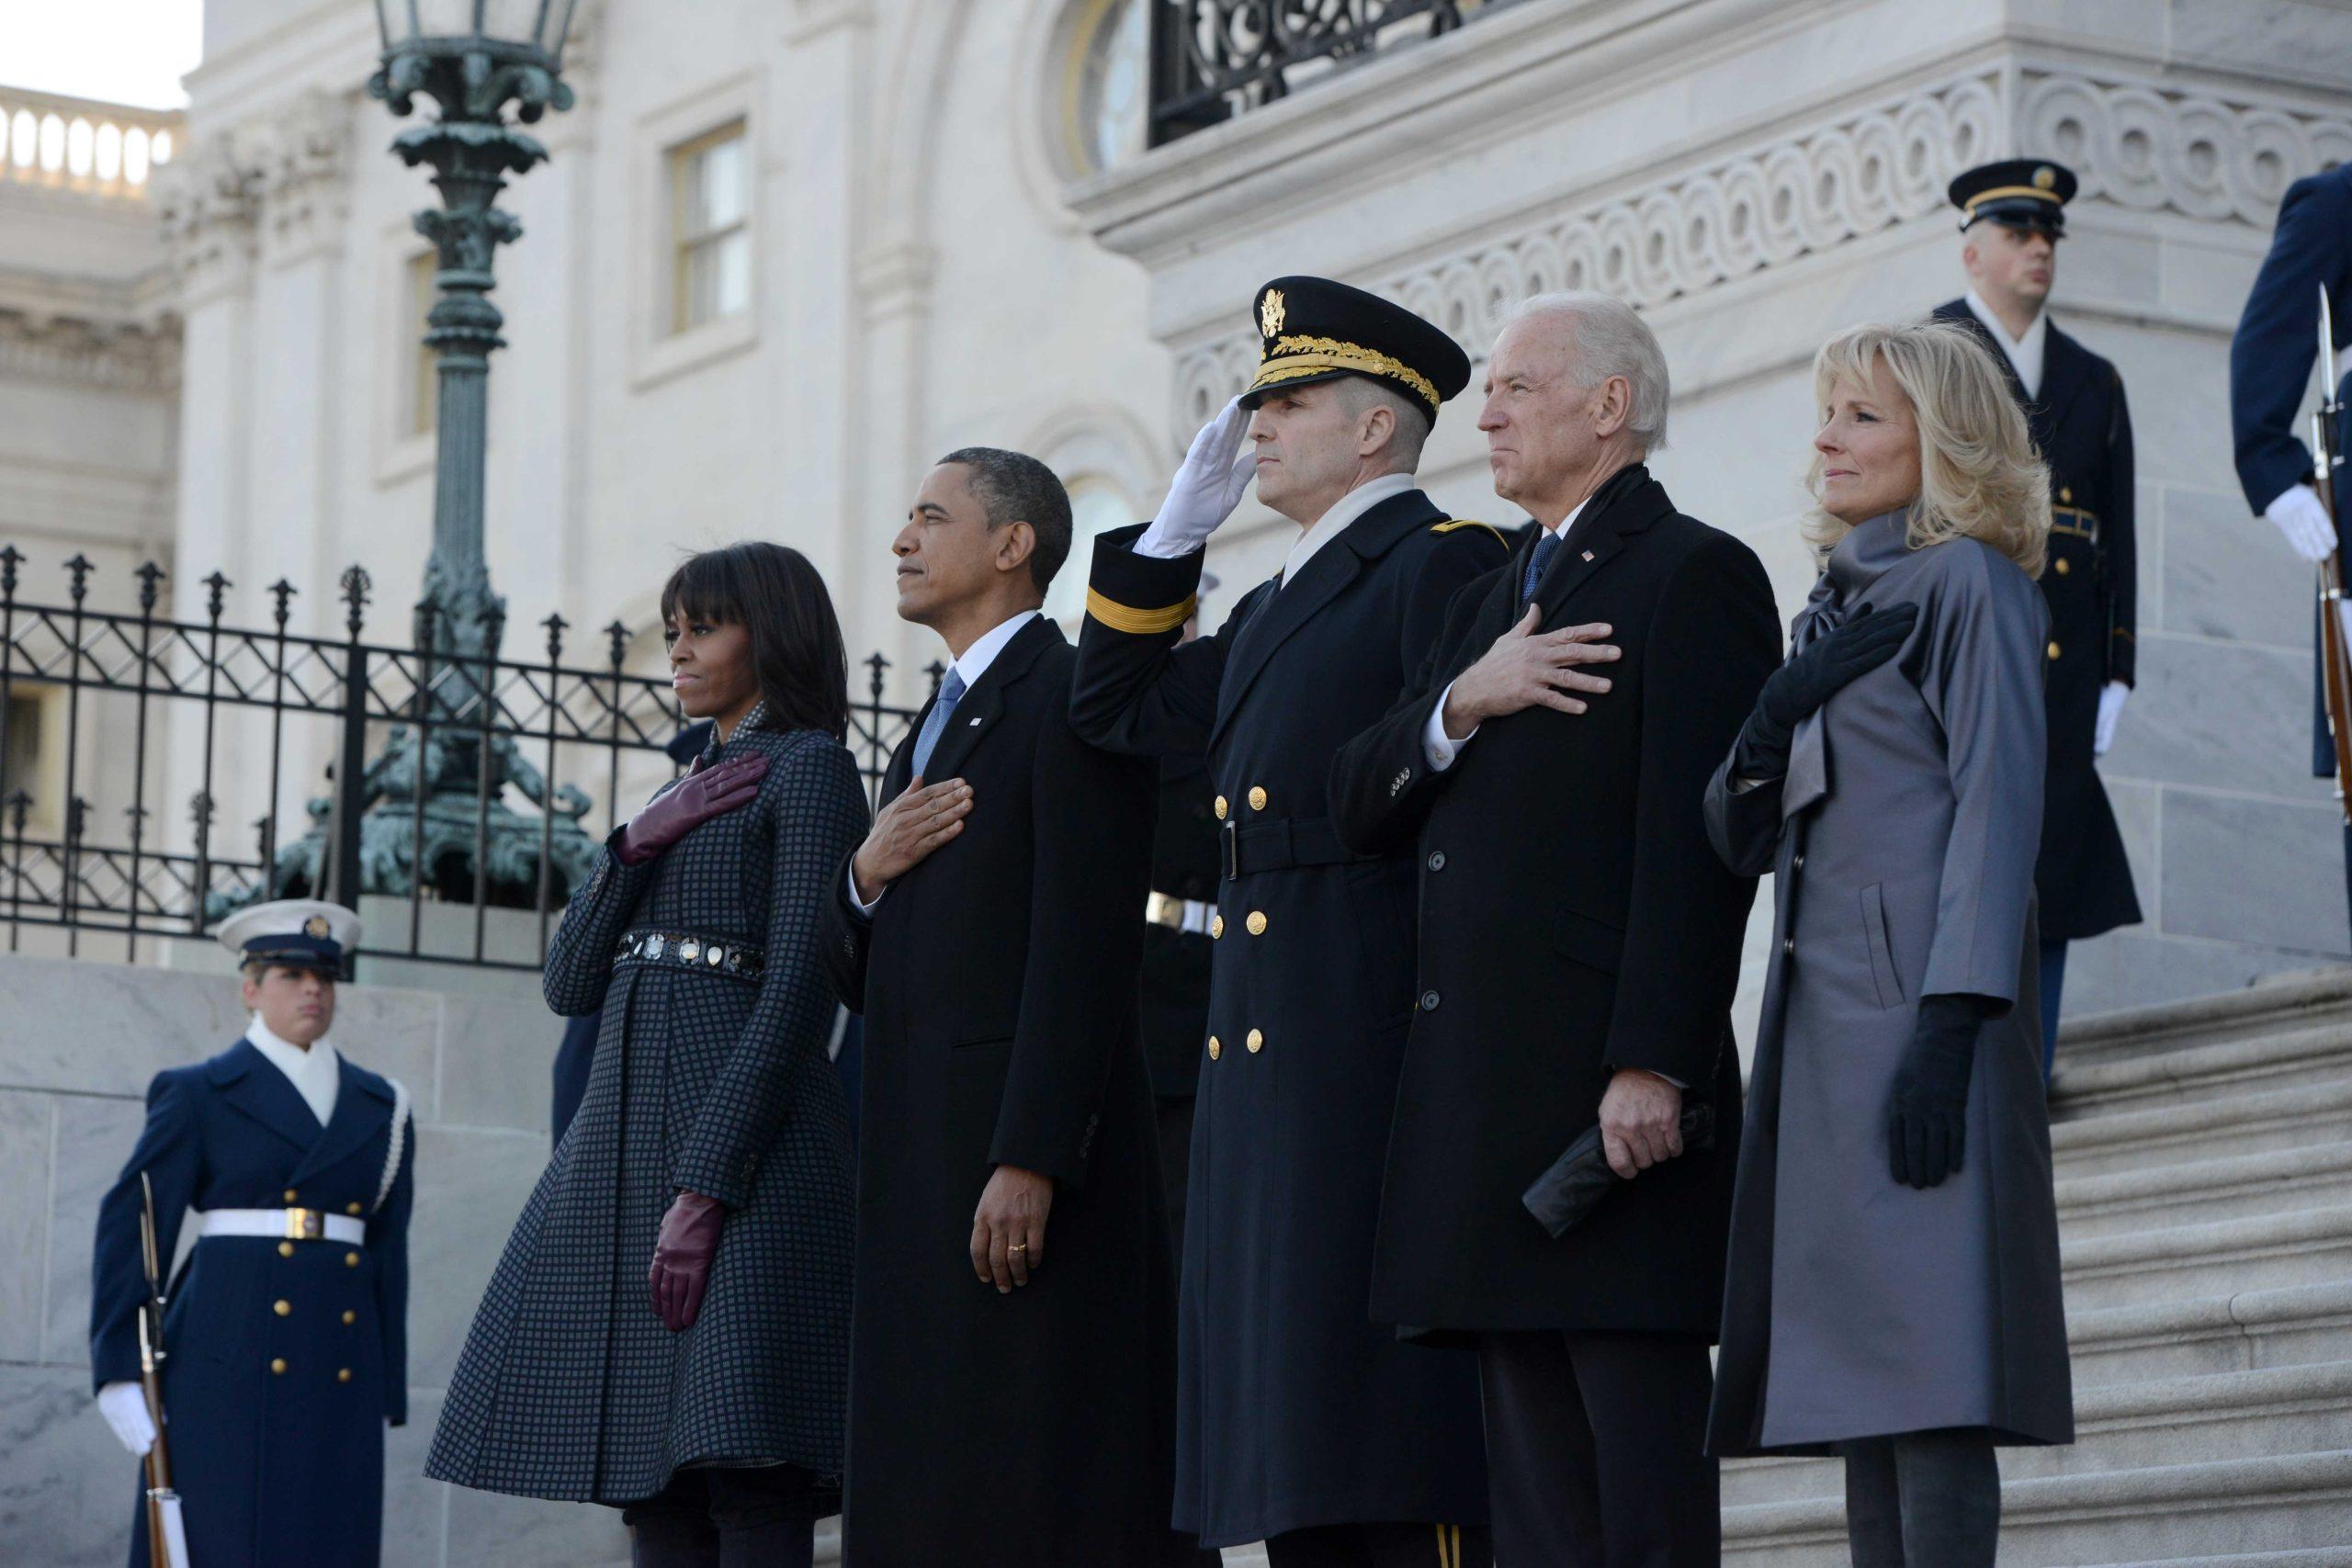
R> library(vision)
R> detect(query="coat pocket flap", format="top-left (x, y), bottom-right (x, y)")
top-left (1861, 882), bottom-right (1906, 1010)
top-left (1553, 905), bottom-right (1626, 976)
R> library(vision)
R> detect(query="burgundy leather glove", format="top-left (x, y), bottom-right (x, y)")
top-left (650, 1190), bottom-right (728, 1332)
top-left (616, 754), bottom-right (768, 865)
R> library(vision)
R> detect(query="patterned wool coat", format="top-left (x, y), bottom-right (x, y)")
top-left (425, 720), bottom-right (869, 1503)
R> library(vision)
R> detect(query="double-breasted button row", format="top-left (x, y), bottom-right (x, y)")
top-left (1207, 1029), bottom-right (1267, 1060)
top-left (266, 1358), bottom-right (353, 1382)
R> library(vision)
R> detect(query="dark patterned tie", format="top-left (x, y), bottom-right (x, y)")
top-left (1522, 531), bottom-right (1562, 603)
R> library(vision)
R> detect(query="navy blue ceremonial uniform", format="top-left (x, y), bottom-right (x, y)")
top-left (91, 1041), bottom-right (414, 1568)
top-left (2232, 165), bottom-right (2352, 787)
top-left (1934, 297), bottom-right (2142, 943)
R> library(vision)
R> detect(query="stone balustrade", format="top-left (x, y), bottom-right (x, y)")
top-left (0, 85), bottom-right (180, 199)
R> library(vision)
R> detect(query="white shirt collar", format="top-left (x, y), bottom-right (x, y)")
top-left (1544, 494), bottom-right (1594, 543)
top-left (244, 1014), bottom-right (341, 1129)
top-left (1279, 471), bottom-right (1418, 587)
top-left (1963, 288), bottom-right (2047, 401)
top-left (947, 609), bottom-right (1041, 691)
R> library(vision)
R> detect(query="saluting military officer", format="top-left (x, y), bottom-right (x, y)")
top-left (1072, 276), bottom-right (1505, 1566)
top-left (90, 899), bottom-right (415, 1568)
top-left (1932, 159), bottom-right (2143, 1074)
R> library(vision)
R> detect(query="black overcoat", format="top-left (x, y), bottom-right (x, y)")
top-left (1935, 299), bottom-right (2142, 941)
top-left (1071, 491), bottom-right (1505, 1547)
top-left (92, 1042), bottom-right (413, 1568)
top-left (822, 617), bottom-right (1195, 1568)
top-left (426, 724), bottom-right (867, 1503)
top-left (1329, 468), bottom-right (1779, 1338)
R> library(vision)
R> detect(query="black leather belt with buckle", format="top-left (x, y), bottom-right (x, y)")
top-left (614, 930), bottom-right (766, 983)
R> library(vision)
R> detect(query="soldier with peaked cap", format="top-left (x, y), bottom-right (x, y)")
top-left (1931, 158), bottom-right (2142, 1075)
top-left (89, 899), bottom-right (415, 1568)
top-left (1073, 276), bottom-right (1506, 1564)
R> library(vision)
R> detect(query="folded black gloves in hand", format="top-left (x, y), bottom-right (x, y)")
top-left (1736, 601), bottom-right (1920, 779)
top-left (1888, 992), bottom-right (1996, 1190)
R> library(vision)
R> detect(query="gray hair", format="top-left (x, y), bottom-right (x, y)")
top-left (1331, 376), bottom-right (1430, 473)
top-left (1504, 291), bottom-right (1670, 452)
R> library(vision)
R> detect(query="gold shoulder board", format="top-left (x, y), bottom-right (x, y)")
top-left (1430, 519), bottom-right (1508, 550)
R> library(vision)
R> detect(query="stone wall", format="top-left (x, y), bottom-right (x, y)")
top-left (0, 950), bottom-right (630, 1568)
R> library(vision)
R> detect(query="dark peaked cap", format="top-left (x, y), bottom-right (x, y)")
top-left (1239, 276), bottom-right (1473, 421)
top-left (1948, 157), bottom-right (2077, 237)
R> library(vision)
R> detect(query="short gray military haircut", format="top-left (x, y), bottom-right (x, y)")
top-left (1505, 291), bottom-right (1670, 453)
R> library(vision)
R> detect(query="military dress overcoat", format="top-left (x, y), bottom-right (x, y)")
top-left (1704, 514), bottom-right (2075, 1456)
top-left (1328, 468), bottom-right (1780, 1338)
top-left (821, 617), bottom-right (1196, 1568)
top-left (91, 1040), bottom-right (414, 1568)
top-left (2228, 164), bottom-right (2352, 778)
top-left (1071, 491), bottom-right (1506, 1548)
top-left (426, 722), bottom-right (868, 1504)
top-left (1936, 299), bottom-right (2142, 941)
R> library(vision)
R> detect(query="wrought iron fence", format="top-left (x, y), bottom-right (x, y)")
top-left (1148, 0), bottom-right (1523, 148)
top-left (0, 547), bottom-right (935, 973)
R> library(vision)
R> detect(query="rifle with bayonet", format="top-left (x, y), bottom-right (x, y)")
top-left (137, 1174), bottom-right (189, 1568)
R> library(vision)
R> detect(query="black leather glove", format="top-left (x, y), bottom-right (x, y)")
top-left (1888, 993), bottom-right (1994, 1190)
top-left (650, 1190), bottom-right (729, 1331)
top-left (1736, 602), bottom-right (1919, 778)
top-left (616, 754), bottom-right (768, 866)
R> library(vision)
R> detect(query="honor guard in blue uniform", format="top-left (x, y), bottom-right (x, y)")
top-left (2230, 160), bottom-right (2352, 928)
top-left (1933, 159), bottom-right (2143, 1072)
top-left (90, 900), bottom-right (415, 1568)
top-left (1072, 277), bottom-right (1504, 1564)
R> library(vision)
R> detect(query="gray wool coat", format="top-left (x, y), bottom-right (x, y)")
top-left (1703, 513), bottom-right (2075, 1456)
top-left (425, 721), bottom-right (868, 1502)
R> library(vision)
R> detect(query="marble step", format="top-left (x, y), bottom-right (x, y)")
top-left (2069, 1280), bottom-right (2352, 1387)
top-left (2061, 1205), bottom-right (2352, 1314)
top-left (1723, 1450), bottom-right (2352, 1565)
top-left (2055, 970), bottom-right (2352, 1072)
top-left (2056, 1142), bottom-right (2352, 1239)
top-left (2086, 1551), bottom-right (2352, 1567)
top-left (2051, 1074), bottom-right (2352, 1179)
top-left (1721, 1359), bottom-right (2352, 1507)
top-left (2053, 1017), bottom-right (2352, 1122)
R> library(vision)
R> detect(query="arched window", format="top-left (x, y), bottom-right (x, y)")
top-left (1045, 475), bottom-right (1143, 628)
top-left (1062, 0), bottom-right (1148, 177)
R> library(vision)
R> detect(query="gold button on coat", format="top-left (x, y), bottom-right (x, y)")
top-left (277, 1242), bottom-right (295, 1258)
top-left (345, 1251), bottom-right (361, 1268)
top-left (1210, 915), bottom-right (1225, 940)
top-left (1214, 795), bottom-right (1228, 820)
top-left (1246, 1028), bottom-right (1264, 1054)
top-left (273, 1299), bottom-right (291, 1317)
top-left (2060, 486), bottom-right (2073, 502)
top-left (346, 1201), bottom-right (363, 1215)
top-left (337, 1368), bottom-right (353, 1383)
top-left (342, 1310), bottom-right (357, 1325)
top-left (2053, 558), bottom-right (2070, 575)
top-left (1248, 785), bottom-right (1268, 811)
top-left (2047, 640), bottom-right (2062, 660)
top-left (1207, 1035), bottom-right (1222, 1061)
top-left (283, 1189), bottom-right (299, 1202)
top-left (269, 1359), bottom-right (287, 1375)
top-left (1246, 911), bottom-right (1268, 936)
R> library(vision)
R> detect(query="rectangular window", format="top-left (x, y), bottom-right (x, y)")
top-left (404, 250), bottom-right (437, 438)
top-left (668, 119), bottom-right (750, 335)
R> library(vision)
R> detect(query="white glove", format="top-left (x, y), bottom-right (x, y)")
top-left (1136, 397), bottom-right (1256, 558)
top-left (97, 1380), bottom-right (154, 1456)
top-left (2094, 681), bottom-right (2128, 756)
top-left (2265, 484), bottom-right (2335, 563)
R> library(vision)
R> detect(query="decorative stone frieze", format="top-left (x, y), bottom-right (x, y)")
top-left (0, 308), bottom-right (180, 392)
top-left (256, 90), bottom-right (352, 265)
top-left (153, 134), bottom-right (262, 306)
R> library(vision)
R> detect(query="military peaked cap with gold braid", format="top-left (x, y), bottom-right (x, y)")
top-left (1948, 157), bottom-right (2076, 238)
top-left (1239, 275), bottom-right (1473, 422)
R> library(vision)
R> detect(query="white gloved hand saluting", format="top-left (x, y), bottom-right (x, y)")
top-left (2094, 681), bottom-right (2129, 757)
top-left (1136, 397), bottom-right (1257, 559)
top-left (2265, 483), bottom-right (2336, 564)
top-left (97, 1380), bottom-right (155, 1456)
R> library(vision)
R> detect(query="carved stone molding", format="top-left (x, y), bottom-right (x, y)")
top-left (1169, 66), bottom-right (2352, 439)
top-left (0, 308), bottom-right (181, 393)
top-left (153, 135), bottom-right (262, 306)
top-left (256, 90), bottom-right (352, 265)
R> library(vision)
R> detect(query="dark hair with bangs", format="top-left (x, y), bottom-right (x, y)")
top-left (659, 542), bottom-right (850, 739)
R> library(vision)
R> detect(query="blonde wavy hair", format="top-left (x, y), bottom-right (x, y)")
top-left (1801, 318), bottom-right (2050, 578)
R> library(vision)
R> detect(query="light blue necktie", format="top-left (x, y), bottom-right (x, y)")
top-left (909, 667), bottom-right (967, 779)
top-left (1521, 530), bottom-right (1562, 603)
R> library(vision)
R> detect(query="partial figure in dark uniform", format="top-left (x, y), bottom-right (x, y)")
top-left (90, 899), bottom-right (414, 1568)
top-left (1932, 158), bottom-right (2141, 1076)
top-left (430, 543), bottom-right (867, 1568)
top-left (551, 719), bottom-right (717, 1145)
top-left (1140, 590), bottom-right (1219, 1247)
top-left (1073, 276), bottom-right (1505, 1566)
top-left (2229, 159), bottom-right (2352, 932)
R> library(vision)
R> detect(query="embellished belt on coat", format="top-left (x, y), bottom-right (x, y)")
top-left (1219, 816), bottom-right (1374, 881)
top-left (613, 929), bottom-right (767, 983)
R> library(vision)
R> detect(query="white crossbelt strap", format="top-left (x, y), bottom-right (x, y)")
top-left (373, 1077), bottom-right (411, 1214)
top-left (196, 1209), bottom-right (366, 1245)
